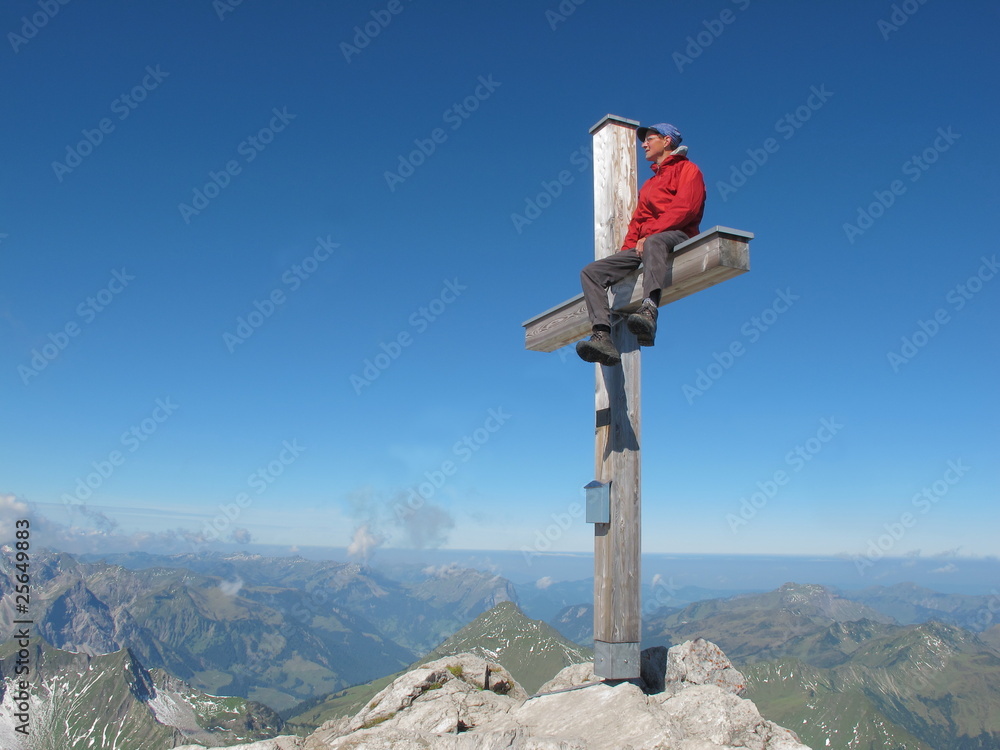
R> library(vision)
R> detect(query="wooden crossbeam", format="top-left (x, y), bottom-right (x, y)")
top-left (521, 226), bottom-right (754, 353)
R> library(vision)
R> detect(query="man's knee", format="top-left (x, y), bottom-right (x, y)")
top-left (644, 230), bottom-right (687, 253)
top-left (582, 255), bottom-right (612, 281)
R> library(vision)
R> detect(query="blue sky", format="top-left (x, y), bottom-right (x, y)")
top-left (2, 0), bottom-right (998, 581)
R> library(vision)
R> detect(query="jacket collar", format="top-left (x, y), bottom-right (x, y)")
top-left (650, 144), bottom-right (689, 172)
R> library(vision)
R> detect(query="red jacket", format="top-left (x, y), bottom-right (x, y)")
top-left (621, 150), bottom-right (706, 251)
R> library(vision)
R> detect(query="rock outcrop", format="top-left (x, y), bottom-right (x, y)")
top-left (179, 639), bottom-right (810, 750)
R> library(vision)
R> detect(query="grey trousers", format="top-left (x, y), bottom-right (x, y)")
top-left (580, 230), bottom-right (690, 329)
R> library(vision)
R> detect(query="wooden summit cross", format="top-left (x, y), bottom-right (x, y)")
top-left (522, 114), bottom-right (753, 680)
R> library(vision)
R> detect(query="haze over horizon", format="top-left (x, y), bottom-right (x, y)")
top-left (2, 1), bottom-right (998, 588)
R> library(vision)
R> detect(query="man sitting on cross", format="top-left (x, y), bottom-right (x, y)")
top-left (576, 122), bottom-right (706, 366)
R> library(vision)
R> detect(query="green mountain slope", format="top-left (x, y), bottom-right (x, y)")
top-left (743, 660), bottom-right (934, 750)
top-left (744, 622), bottom-right (1000, 749)
top-left (644, 586), bottom-right (1000, 750)
top-left (421, 600), bottom-right (591, 693)
top-left (286, 601), bottom-right (592, 729)
top-left (620, 582), bottom-right (1000, 749)
top-left (981, 624), bottom-right (1000, 653)
top-left (843, 622), bottom-right (1000, 748)
top-left (642, 582), bottom-right (894, 662)
top-left (0, 640), bottom-right (282, 750)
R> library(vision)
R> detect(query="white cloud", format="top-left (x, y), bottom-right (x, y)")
top-left (347, 524), bottom-right (383, 563)
top-left (230, 527), bottom-right (253, 544)
top-left (931, 563), bottom-right (958, 574)
top-left (0, 494), bottom-right (30, 542)
top-left (421, 562), bottom-right (461, 578)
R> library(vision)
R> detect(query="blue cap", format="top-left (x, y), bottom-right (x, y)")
top-left (637, 122), bottom-right (682, 146)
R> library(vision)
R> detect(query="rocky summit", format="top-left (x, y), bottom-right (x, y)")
top-left (177, 639), bottom-right (810, 750)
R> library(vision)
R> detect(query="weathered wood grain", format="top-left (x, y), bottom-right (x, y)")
top-left (590, 115), bottom-right (636, 648)
top-left (588, 116), bottom-right (643, 662)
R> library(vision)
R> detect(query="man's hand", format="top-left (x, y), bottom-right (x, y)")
top-left (635, 237), bottom-right (646, 259)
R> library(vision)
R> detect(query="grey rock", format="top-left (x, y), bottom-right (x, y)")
top-left (303, 654), bottom-right (525, 748)
top-left (535, 661), bottom-right (596, 694)
top-left (664, 638), bottom-right (747, 696)
top-left (214, 643), bottom-right (811, 750)
top-left (173, 738), bottom-right (304, 750)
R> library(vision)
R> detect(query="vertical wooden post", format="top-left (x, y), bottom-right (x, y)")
top-left (589, 114), bottom-right (641, 679)
top-left (522, 118), bottom-right (751, 678)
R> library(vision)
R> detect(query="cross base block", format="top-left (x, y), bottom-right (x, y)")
top-left (594, 640), bottom-right (640, 680)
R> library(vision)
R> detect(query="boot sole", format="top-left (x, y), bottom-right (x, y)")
top-left (627, 315), bottom-right (656, 347)
top-left (576, 341), bottom-right (621, 367)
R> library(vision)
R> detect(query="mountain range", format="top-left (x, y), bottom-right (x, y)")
top-left (0, 547), bottom-right (514, 712)
top-left (629, 582), bottom-right (1000, 749)
top-left (287, 581), bottom-right (1000, 748)
top-left (0, 639), bottom-right (282, 749)
top-left (4, 544), bottom-right (1000, 749)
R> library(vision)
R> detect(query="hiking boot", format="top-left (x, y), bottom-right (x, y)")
top-left (576, 331), bottom-right (621, 366)
top-left (627, 301), bottom-right (658, 346)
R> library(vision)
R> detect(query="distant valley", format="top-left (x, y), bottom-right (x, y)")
top-left (0, 547), bottom-right (515, 712)
top-left (3, 546), bottom-right (1000, 749)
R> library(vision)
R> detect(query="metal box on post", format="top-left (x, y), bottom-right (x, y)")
top-left (585, 480), bottom-right (610, 524)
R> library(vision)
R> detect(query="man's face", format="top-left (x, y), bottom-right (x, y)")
top-left (642, 132), bottom-right (671, 163)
